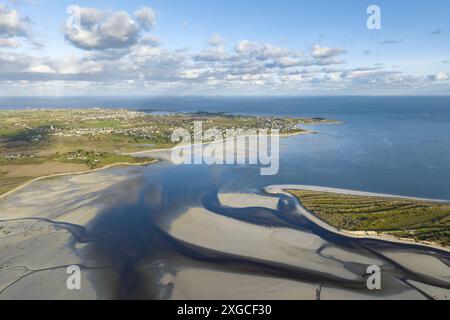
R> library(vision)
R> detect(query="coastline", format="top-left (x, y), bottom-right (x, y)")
top-left (3, 159), bottom-right (448, 252)
top-left (265, 184), bottom-right (450, 252)
top-left (267, 184), bottom-right (450, 203)
top-left (0, 159), bottom-right (159, 201)
top-left (127, 129), bottom-right (315, 156)
top-left (0, 129), bottom-right (317, 200)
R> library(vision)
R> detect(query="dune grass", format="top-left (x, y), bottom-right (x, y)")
top-left (288, 189), bottom-right (450, 247)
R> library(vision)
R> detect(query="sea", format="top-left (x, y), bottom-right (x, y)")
top-left (1, 96), bottom-right (449, 199)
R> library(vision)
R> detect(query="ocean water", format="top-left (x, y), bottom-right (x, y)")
top-left (1, 96), bottom-right (450, 199)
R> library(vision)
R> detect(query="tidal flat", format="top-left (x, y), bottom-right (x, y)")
top-left (0, 159), bottom-right (449, 300)
top-left (0, 102), bottom-right (449, 300)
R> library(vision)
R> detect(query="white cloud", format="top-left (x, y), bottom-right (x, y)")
top-left (428, 72), bottom-right (449, 81)
top-left (27, 64), bottom-right (56, 74)
top-left (234, 40), bottom-right (256, 54)
top-left (65, 5), bottom-right (157, 50)
top-left (269, 57), bottom-right (302, 68)
top-left (134, 7), bottom-right (156, 31)
top-left (0, 4), bottom-right (27, 37)
top-left (311, 45), bottom-right (345, 58)
top-left (325, 72), bottom-right (343, 82)
top-left (234, 41), bottom-right (293, 60)
top-left (2, 6), bottom-right (450, 96)
top-left (0, 37), bottom-right (19, 47)
top-left (193, 34), bottom-right (230, 62)
top-left (208, 33), bottom-right (225, 47)
top-left (140, 34), bottom-right (160, 47)
top-left (1, 38), bottom-right (434, 95)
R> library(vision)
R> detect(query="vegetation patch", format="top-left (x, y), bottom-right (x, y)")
top-left (55, 150), bottom-right (152, 169)
top-left (0, 108), bottom-right (335, 197)
top-left (288, 189), bottom-right (450, 247)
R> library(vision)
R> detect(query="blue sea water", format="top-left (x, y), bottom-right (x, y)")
top-left (1, 96), bottom-right (450, 199)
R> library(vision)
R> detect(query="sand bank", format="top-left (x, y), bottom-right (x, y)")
top-left (0, 167), bottom-right (145, 226)
top-left (265, 185), bottom-right (450, 253)
top-left (0, 159), bottom-right (158, 202)
top-left (218, 192), bottom-right (279, 210)
top-left (157, 203), bottom-right (435, 299)
top-left (161, 206), bottom-right (387, 282)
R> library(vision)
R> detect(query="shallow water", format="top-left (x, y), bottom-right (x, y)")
top-left (1, 97), bottom-right (450, 299)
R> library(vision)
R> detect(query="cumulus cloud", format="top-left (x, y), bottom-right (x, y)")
top-left (208, 33), bottom-right (225, 47)
top-left (134, 7), bottom-right (156, 30)
top-left (0, 45), bottom-right (442, 94)
top-left (311, 45), bottom-right (345, 58)
top-left (27, 64), bottom-right (56, 74)
top-left (139, 34), bottom-right (160, 47)
top-left (64, 5), bottom-right (157, 50)
top-left (342, 69), bottom-right (401, 80)
top-left (266, 57), bottom-right (303, 68)
top-left (0, 34), bottom-right (362, 94)
top-left (2, 5), bottom-right (449, 95)
top-left (0, 4), bottom-right (28, 38)
top-left (193, 34), bottom-right (230, 62)
top-left (428, 72), bottom-right (449, 81)
top-left (0, 37), bottom-right (19, 48)
top-left (234, 40), bottom-right (295, 60)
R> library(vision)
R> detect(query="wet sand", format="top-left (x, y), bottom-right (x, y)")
top-left (0, 167), bottom-right (449, 300)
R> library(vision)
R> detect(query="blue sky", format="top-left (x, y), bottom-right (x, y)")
top-left (1, 0), bottom-right (450, 95)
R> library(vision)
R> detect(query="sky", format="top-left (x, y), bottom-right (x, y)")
top-left (0, 0), bottom-right (450, 96)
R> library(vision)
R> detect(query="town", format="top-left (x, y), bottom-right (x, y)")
top-left (0, 108), bottom-right (334, 196)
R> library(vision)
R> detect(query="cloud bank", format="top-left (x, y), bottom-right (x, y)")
top-left (0, 5), bottom-right (449, 95)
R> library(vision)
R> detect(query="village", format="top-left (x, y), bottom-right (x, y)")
top-left (0, 108), bottom-right (311, 149)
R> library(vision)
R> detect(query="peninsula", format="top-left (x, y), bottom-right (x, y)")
top-left (0, 108), bottom-right (335, 196)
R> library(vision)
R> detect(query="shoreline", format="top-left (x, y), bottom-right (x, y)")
top-left (267, 184), bottom-right (450, 203)
top-left (0, 159), bottom-right (159, 201)
top-left (265, 184), bottom-right (450, 252)
top-left (0, 130), bottom-right (316, 200)
top-left (127, 129), bottom-right (315, 156)
top-left (3, 161), bottom-right (448, 252)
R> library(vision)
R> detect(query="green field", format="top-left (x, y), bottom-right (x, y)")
top-left (0, 108), bottom-right (335, 197)
top-left (0, 109), bottom-right (325, 155)
top-left (288, 189), bottom-right (450, 247)
top-left (55, 150), bottom-right (153, 169)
